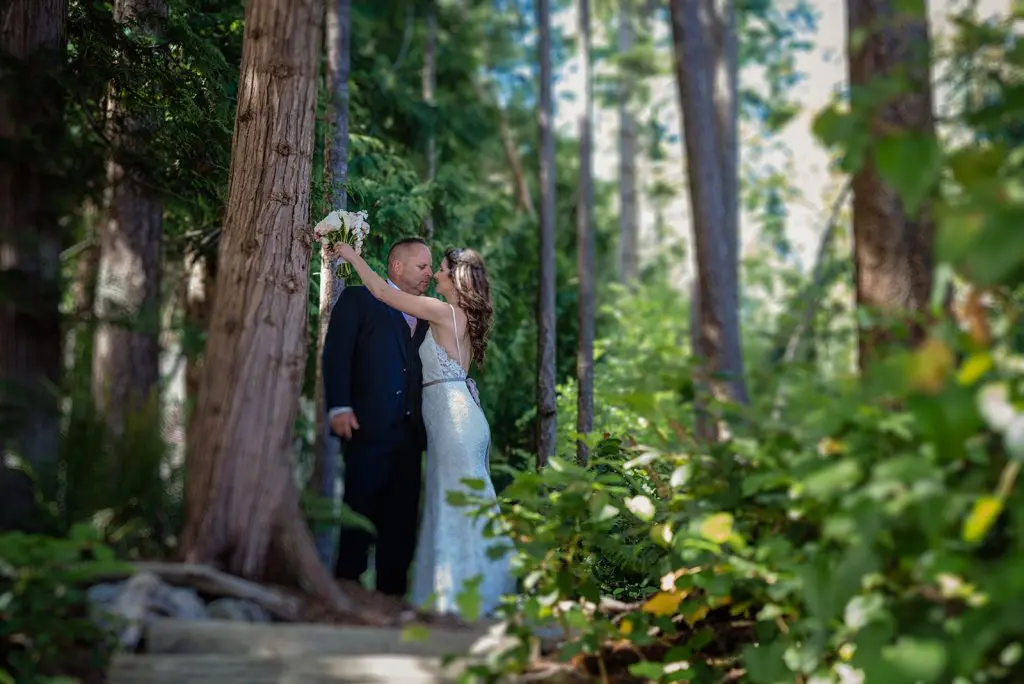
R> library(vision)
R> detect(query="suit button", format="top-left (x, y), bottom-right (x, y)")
top-left (396, 390), bottom-right (402, 395)
top-left (403, 368), bottom-right (407, 373)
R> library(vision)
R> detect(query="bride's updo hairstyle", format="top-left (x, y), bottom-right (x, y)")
top-left (445, 248), bottom-right (493, 368)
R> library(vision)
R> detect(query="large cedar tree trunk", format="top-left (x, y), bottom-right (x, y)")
top-left (0, 0), bottom-right (67, 530)
top-left (181, 0), bottom-right (351, 611)
top-left (92, 0), bottom-right (166, 434)
top-left (846, 0), bottom-right (936, 369)
top-left (575, 0), bottom-right (595, 466)
top-left (310, 0), bottom-right (352, 568)
top-left (617, 0), bottom-right (639, 285)
top-left (670, 0), bottom-right (748, 441)
top-left (535, 0), bottom-right (558, 467)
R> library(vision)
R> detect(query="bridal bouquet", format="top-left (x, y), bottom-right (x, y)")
top-left (313, 209), bottom-right (369, 278)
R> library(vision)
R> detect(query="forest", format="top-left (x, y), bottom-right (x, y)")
top-left (2, 0), bottom-right (1024, 681)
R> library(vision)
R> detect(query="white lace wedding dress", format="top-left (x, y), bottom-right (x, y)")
top-left (409, 305), bottom-right (515, 618)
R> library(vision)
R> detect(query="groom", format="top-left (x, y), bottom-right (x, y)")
top-left (323, 237), bottom-right (433, 598)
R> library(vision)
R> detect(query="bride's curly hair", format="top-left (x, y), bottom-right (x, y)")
top-left (446, 247), bottom-right (493, 368)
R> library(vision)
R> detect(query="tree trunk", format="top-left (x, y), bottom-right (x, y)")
top-left (617, 0), bottom-right (639, 286)
top-left (183, 248), bottom-right (214, 432)
top-left (0, 0), bottom-right (67, 531)
top-left (670, 0), bottom-right (748, 441)
top-left (846, 0), bottom-right (936, 369)
top-left (422, 0), bottom-right (437, 238)
top-left (180, 0), bottom-right (353, 613)
top-left (310, 0), bottom-right (352, 570)
top-left (91, 0), bottom-right (166, 436)
top-left (575, 0), bottom-right (595, 467)
top-left (535, 0), bottom-right (558, 468)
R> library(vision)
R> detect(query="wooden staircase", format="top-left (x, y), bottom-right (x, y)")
top-left (106, 618), bottom-right (509, 683)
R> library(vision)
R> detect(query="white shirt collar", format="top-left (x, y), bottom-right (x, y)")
top-left (386, 278), bottom-right (400, 291)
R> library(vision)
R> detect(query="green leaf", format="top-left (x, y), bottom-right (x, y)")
top-left (401, 624), bottom-right (431, 642)
top-left (874, 132), bottom-right (942, 215)
top-left (800, 459), bottom-right (862, 500)
top-left (882, 637), bottom-right (947, 682)
top-left (743, 642), bottom-right (789, 684)
top-left (454, 575), bottom-right (483, 622)
top-left (962, 495), bottom-right (1003, 543)
top-left (628, 661), bottom-right (665, 679)
top-left (698, 513), bottom-right (734, 544)
top-left (461, 478), bottom-right (486, 491)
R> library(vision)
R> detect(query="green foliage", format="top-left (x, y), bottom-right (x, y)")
top-left (0, 525), bottom-right (127, 683)
top-left (445, 10), bottom-right (1024, 683)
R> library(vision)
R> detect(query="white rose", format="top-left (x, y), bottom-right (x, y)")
top-left (314, 211), bottom-right (343, 237)
top-left (978, 382), bottom-right (1016, 432)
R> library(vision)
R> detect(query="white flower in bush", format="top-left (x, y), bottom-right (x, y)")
top-left (977, 382), bottom-right (1016, 432)
top-left (1004, 414), bottom-right (1024, 460)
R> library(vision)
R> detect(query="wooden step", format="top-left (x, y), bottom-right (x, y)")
top-left (144, 618), bottom-right (504, 658)
top-left (107, 653), bottom-right (461, 684)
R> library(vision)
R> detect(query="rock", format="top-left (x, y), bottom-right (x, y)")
top-left (206, 598), bottom-right (271, 622)
top-left (149, 583), bottom-right (207, 620)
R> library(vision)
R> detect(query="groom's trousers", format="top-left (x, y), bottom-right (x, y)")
top-left (335, 429), bottom-right (423, 598)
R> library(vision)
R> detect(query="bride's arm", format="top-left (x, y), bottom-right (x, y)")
top-left (336, 243), bottom-right (449, 324)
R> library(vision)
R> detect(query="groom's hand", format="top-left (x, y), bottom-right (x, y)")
top-left (331, 411), bottom-right (360, 440)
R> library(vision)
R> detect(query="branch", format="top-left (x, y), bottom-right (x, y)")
top-left (386, 4), bottom-right (416, 80)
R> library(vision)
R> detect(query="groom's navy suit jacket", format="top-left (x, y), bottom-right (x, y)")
top-left (323, 284), bottom-right (428, 449)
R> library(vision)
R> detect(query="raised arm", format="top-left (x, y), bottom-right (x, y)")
top-left (336, 242), bottom-right (448, 324)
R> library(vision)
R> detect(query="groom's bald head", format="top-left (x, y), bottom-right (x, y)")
top-left (388, 237), bottom-right (432, 295)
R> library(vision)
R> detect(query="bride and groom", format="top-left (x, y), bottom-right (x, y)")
top-left (323, 236), bottom-right (514, 618)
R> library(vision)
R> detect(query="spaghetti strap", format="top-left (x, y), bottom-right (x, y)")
top-left (449, 303), bottom-right (463, 368)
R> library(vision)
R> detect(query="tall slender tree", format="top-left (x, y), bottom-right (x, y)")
top-left (576, 0), bottom-right (595, 465)
top-left (0, 0), bottom-right (68, 530)
top-left (535, 0), bottom-right (558, 467)
top-left (422, 0), bottom-right (438, 238)
top-left (91, 0), bottom-right (167, 435)
top-left (846, 0), bottom-right (937, 368)
top-left (310, 0), bottom-right (353, 570)
top-left (617, 0), bottom-right (640, 285)
top-left (181, 0), bottom-right (352, 611)
top-left (669, 0), bottom-right (748, 441)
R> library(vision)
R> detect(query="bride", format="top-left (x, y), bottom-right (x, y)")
top-left (336, 242), bottom-right (515, 618)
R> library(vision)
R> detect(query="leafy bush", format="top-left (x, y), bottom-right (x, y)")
top-left (0, 525), bottom-right (128, 683)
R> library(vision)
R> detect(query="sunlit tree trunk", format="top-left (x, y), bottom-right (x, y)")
top-left (576, 0), bottom-right (595, 466)
top-left (617, 0), bottom-right (639, 285)
top-left (310, 0), bottom-right (352, 569)
top-left (422, 0), bottom-right (437, 238)
top-left (670, 0), bottom-right (748, 441)
top-left (0, 0), bottom-right (67, 530)
top-left (535, 0), bottom-right (558, 468)
top-left (846, 0), bottom-right (936, 369)
top-left (180, 0), bottom-right (352, 612)
top-left (92, 0), bottom-right (166, 435)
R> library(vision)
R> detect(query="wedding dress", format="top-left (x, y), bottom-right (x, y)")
top-left (409, 305), bottom-right (515, 618)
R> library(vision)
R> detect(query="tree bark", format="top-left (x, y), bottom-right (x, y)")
top-left (181, 0), bottom-right (352, 613)
top-left (0, 0), bottom-right (67, 530)
top-left (670, 0), bottom-right (748, 441)
top-left (535, 0), bottom-right (558, 468)
top-left (422, 0), bottom-right (437, 238)
top-left (183, 248), bottom-right (214, 432)
top-left (576, 0), bottom-right (595, 466)
top-left (617, 0), bottom-right (639, 286)
top-left (310, 0), bottom-right (352, 570)
top-left (91, 0), bottom-right (167, 436)
top-left (846, 0), bottom-right (936, 369)
top-left (92, 0), bottom-right (165, 436)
